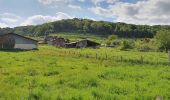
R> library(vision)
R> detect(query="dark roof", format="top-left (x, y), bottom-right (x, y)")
top-left (78, 39), bottom-right (100, 45)
top-left (0, 33), bottom-right (38, 42)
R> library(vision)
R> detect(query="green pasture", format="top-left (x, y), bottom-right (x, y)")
top-left (0, 45), bottom-right (170, 100)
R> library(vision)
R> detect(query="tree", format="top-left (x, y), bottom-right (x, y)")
top-left (155, 30), bottom-right (170, 51)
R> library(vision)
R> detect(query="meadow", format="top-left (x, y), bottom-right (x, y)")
top-left (0, 45), bottom-right (170, 100)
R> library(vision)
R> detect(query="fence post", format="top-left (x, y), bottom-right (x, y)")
top-left (140, 56), bottom-right (144, 63)
top-left (120, 56), bottom-right (123, 62)
top-left (105, 53), bottom-right (108, 60)
top-left (96, 53), bottom-right (98, 59)
top-left (168, 51), bottom-right (170, 63)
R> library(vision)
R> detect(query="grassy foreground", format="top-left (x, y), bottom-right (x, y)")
top-left (0, 45), bottom-right (170, 100)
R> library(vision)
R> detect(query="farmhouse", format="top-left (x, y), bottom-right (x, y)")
top-left (0, 33), bottom-right (38, 50)
top-left (65, 39), bottom-right (100, 48)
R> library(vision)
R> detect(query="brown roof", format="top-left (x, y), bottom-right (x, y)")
top-left (0, 33), bottom-right (38, 42)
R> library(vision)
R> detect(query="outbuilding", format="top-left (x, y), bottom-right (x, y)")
top-left (0, 33), bottom-right (38, 50)
top-left (65, 39), bottom-right (100, 48)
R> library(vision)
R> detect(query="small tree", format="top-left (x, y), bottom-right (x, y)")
top-left (105, 35), bottom-right (117, 46)
top-left (155, 30), bottom-right (170, 52)
top-left (120, 40), bottom-right (134, 50)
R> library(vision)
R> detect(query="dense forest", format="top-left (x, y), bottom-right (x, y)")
top-left (0, 18), bottom-right (170, 38)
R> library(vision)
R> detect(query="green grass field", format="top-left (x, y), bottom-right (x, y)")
top-left (0, 45), bottom-right (170, 100)
top-left (49, 32), bottom-right (107, 43)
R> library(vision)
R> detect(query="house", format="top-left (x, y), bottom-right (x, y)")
top-left (0, 33), bottom-right (38, 50)
top-left (65, 39), bottom-right (100, 48)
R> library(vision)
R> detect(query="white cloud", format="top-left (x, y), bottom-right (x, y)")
top-left (0, 12), bottom-right (73, 27)
top-left (68, 4), bottom-right (82, 10)
top-left (21, 12), bottom-right (72, 26)
top-left (1, 18), bottom-right (19, 23)
top-left (92, 0), bottom-right (119, 5)
top-left (38, 0), bottom-right (57, 5)
top-left (38, 0), bottom-right (70, 5)
top-left (0, 23), bottom-right (8, 28)
top-left (90, 0), bottom-right (170, 25)
top-left (0, 13), bottom-right (22, 28)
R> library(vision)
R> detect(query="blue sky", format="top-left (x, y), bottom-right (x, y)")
top-left (0, 0), bottom-right (170, 27)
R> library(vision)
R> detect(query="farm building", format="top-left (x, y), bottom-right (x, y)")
top-left (65, 40), bottom-right (100, 48)
top-left (44, 36), bottom-right (69, 47)
top-left (0, 33), bottom-right (38, 50)
top-left (44, 36), bottom-right (54, 45)
top-left (44, 36), bottom-right (100, 48)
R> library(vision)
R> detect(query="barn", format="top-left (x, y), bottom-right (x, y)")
top-left (0, 33), bottom-right (38, 50)
top-left (65, 39), bottom-right (100, 48)
top-left (44, 36), bottom-right (69, 47)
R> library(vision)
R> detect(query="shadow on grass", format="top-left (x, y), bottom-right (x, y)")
top-left (0, 48), bottom-right (39, 52)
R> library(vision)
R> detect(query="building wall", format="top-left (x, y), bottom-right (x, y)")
top-left (13, 35), bottom-right (37, 49)
top-left (76, 40), bottom-right (87, 48)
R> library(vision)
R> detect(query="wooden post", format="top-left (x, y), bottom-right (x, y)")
top-left (120, 56), bottom-right (123, 62)
top-left (140, 56), bottom-right (144, 63)
top-left (86, 54), bottom-right (89, 58)
top-left (168, 51), bottom-right (170, 63)
top-left (96, 53), bottom-right (98, 59)
top-left (105, 53), bottom-right (108, 60)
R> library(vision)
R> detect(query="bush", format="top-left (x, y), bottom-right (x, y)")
top-left (105, 35), bottom-right (118, 46)
top-left (108, 35), bottom-right (117, 40)
top-left (112, 40), bottom-right (121, 46)
top-left (155, 30), bottom-right (170, 52)
top-left (136, 39), bottom-right (157, 52)
top-left (137, 44), bottom-right (152, 52)
top-left (120, 40), bottom-right (134, 50)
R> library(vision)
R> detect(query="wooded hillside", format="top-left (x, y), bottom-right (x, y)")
top-left (1, 18), bottom-right (170, 38)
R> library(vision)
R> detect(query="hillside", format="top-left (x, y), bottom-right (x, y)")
top-left (1, 18), bottom-right (170, 38)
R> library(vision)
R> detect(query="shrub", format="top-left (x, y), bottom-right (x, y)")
top-left (155, 30), bottom-right (170, 52)
top-left (137, 44), bottom-right (152, 52)
top-left (108, 35), bottom-right (117, 40)
top-left (112, 40), bottom-right (121, 46)
top-left (105, 35), bottom-right (118, 46)
top-left (120, 40), bottom-right (134, 50)
top-left (136, 39), bottom-right (157, 52)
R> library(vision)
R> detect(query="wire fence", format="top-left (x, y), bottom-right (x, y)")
top-left (56, 50), bottom-right (170, 66)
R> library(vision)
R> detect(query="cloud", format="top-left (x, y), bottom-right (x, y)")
top-left (68, 4), bottom-right (82, 10)
top-left (82, 16), bottom-right (96, 21)
top-left (90, 0), bottom-right (170, 25)
top-left (0, 23), bottom-right (8, 28)
top-left (38, 0), bottom-right (70, 5)
top-left (0, 13), bottom-right (22, 28)
top-left (91, 0), bottom-right (119, 5)
top-left (0, 12), bottom-right (73, 27)
top-left (21, 12), bottom-right (72, 26)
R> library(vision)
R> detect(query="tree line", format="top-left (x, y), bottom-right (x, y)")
top-left (1, 18), bottom-right (170, 38)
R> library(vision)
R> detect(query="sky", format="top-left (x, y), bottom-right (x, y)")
top-left (0, 0), bottom-right (170, 28)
